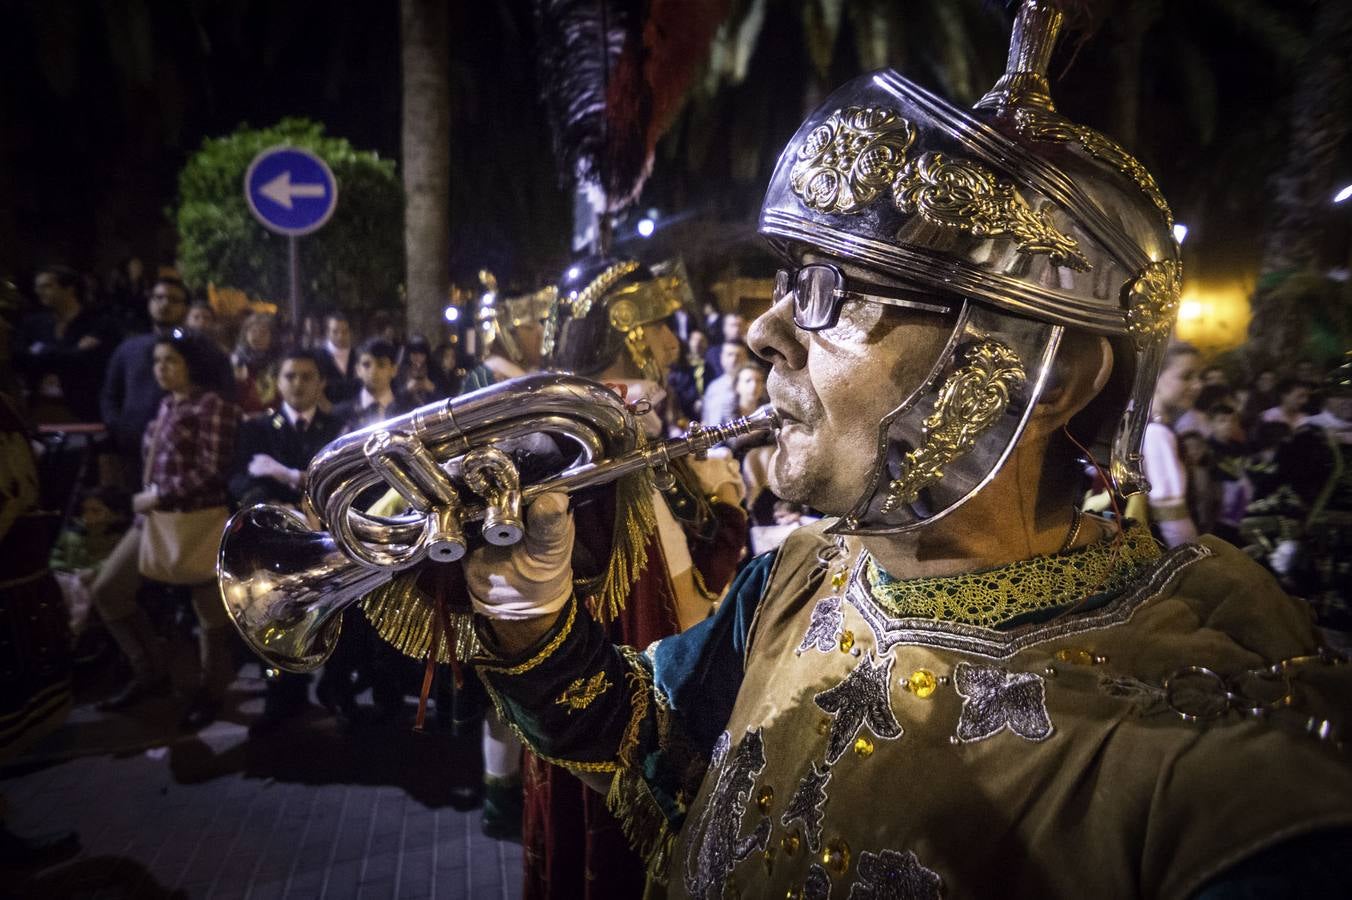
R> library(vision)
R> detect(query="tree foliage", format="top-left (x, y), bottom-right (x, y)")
top-left (176, 118), bottom-right (404, 313)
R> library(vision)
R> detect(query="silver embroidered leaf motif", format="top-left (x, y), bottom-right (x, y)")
top-left (953, 662), bottom-right (1054, 743)
top-left (848, 849), bottom-right (944, 900)
top-left (683, 727), bottom-right (773, 900)
top-left (798, 595), bottom-right (845, 654)
top-left (805, 862), bottom-right (833, 900)
top-left (780, 761), bottom-right (833, 853)
top-left (814, 651), bottom-right (903, 763)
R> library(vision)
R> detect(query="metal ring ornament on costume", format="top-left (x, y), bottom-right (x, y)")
top-left (1228, 667), bottom-right (1296, 718)
top-left (815, 535), bottom-right (848, 570)
top-left (1162, 666), bottom-right (1232, 723)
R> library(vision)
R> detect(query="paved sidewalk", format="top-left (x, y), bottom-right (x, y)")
top-left (1, 663), bottom-right (524, 900)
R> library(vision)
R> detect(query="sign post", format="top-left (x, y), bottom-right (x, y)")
top-left (244, 146), bottom-right (338, 326)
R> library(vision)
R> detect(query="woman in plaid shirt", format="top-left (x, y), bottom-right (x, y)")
top-left (96, 331), bottom-right (241, 730)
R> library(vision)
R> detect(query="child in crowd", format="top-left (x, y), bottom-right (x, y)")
top-left (332, 337), bottom-right (408, 433)
top-left (49, 486), bottom-right (130, 636)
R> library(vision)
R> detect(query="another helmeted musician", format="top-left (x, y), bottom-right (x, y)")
top-left (475, 270), bottom-right (554, 385)
top-left (513, 255), bottom-right (749, 899)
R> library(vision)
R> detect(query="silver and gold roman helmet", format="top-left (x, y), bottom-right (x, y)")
top-left (475, 269), bottom-right (558, 365)
top-left (758, 0), bottom-right (1181, 534)
top-left (543, 256), bottom-right (686, 380)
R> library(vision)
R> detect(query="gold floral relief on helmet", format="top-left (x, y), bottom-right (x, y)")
top-left (1125, 260), bottom-right (1182, 351)
top-left (609, 298), bottom-right (639, 332)
top-left (1012, 107), bottom-right (1174, 228)
top-left (790, 106), bottom-right (916, 214)
top-left (882, 340), bottom-right (1027, 512)
top-left (892, 152), bottom-right (1091, 271)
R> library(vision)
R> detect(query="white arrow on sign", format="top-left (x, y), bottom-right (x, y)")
top-left (259, 170), bottom-right (327, 210)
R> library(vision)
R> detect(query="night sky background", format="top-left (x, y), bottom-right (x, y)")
top-left (1, 1), bottom-right (1347, 296)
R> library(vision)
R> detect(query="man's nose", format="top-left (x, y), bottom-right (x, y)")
top-left (747, 297), bottom-right (807, 370)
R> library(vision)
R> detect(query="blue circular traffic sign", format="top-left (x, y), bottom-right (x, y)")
top-left (244, 146), bottom-right (339, 236)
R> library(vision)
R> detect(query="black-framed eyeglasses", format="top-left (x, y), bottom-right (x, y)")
top-left (774, 264), bottom-right (954, 332)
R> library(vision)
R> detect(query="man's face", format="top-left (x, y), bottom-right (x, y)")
top-left (1282, 386), bottom-right (1310, 412)
top-left (734, 366), bottom-right (766, 408)
top-left (722, 313), bottom-right (746, 342)
top-left (642, 322), bottom-right (681, 373)
top-left (1155, 353), bottom-right (1202, 412)
top-left (278, 358), bottom-right (323, 411)
top-left (35, 273), bottom-right (73, 308)
top-left (687, 331), bottom-right (708, 360)
top-left (244, 320), bottom-right (272, 352)
top-left (747, 260), bottom-right (950, 514)
top-left (185, 305), bottom-right (215, 333)
top-left (1256, 371), bottom-right (1277, 392)
top-left (1209, 409), bottom-right (1240, 441)
top-left (356, 352), bottom-right (395, 394)
top-left (516, 320), bottom-right (544, 368)
top-left (148, 283), bottom-right (188, 326)
top-left (719, 343), bottom-right (748, 375)
top-left (327, 317), bottom-right (351, 348)
top-left (81, 497), bottom-right (114, 529)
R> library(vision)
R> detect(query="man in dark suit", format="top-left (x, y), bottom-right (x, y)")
top-left (228, 348), bottom-right (341, 736)
top-left (100, 276), bottom-right (233, 484)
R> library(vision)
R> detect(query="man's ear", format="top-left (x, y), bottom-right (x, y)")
top-left (1034, 334), bottom-right (1114, 427)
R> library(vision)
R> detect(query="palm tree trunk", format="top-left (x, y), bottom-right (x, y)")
top-left (401, 0), bottom-right (451, 343)
top-left (1249, 0), bottom-right (1352, 367)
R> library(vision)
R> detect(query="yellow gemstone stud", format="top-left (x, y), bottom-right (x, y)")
top-left (816, 718), bottom-right (831, 736)
top-left (839, 630), bottom-right (855, 653)
top-left (781, 830), bottom-right (801, 856)
top-left (905, 669), bottom-right (938, 698)
top-left (757, 786), bottom-right (775, 813)
top-left (831, 568), bottom-right (848, 589)
top-left (1055, 648), bottom-right (1095, 666)
top-left (823, 837), bottom-right (851, 875)
top-left (852, 735), bottom-right (874, 757)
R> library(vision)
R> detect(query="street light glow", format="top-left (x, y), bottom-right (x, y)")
top-left (1334, 184), bottom-right (1352, 204)
top-left (1172, 223), bottom-right (1189, 244)
top-left (566, 266), bottom-right (580, 280)
top-left (443, 305), bottom-right (459, 323)
top-left (1178, 300), bottom-right (1204, 321)
top-left (636, 217), bottom-right (655, 238)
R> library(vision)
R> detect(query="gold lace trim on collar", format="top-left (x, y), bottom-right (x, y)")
top-left (862, 520), bottom-right (1161, 629)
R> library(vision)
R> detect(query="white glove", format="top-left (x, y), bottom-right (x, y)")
top-left (464, 492), bottom-right (574, 621)
top-left (249, 453), bottom-right (301, 488)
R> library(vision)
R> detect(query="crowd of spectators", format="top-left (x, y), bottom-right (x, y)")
top-left (1141, 342), bottom-right (1351, 640)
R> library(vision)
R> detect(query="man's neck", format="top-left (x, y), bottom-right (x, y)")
top-left (362, 386), bottom-right (394, 407)
top-left (283, 401), bottom-right (318, 423)
top-left (859, 439), bottom-right (1080, 580)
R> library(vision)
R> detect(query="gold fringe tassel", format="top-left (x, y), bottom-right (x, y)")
top-left (359, 574), bottom-right (478, 663)
top-left (580, 457), bottom-right (657, 624)
top-left (607, 766), bottom-right (675, 886)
